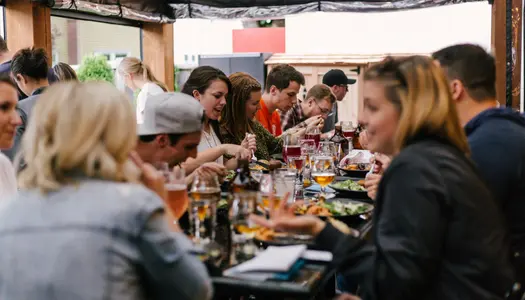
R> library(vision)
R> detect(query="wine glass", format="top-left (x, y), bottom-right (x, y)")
top-left (283, 134), bottom-right (301, 165)
top-left (311, 155), bottom-right (336, 198)
top-left (305, 126), bottom-right (321, 149)
top-left (189, 173), bottom-right (224, 264)
top-left (319, 141), bottom-right (337, 163)
top-left (300, 139), bottom-right (316, 167)
top-left (259, 172), bottom-right (274, 210)
top-left (341, 121), bottom-right (355, 139)
top-left (230, 193), bottom-right (260, 265)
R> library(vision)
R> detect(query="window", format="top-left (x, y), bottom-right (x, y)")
top-left (50, 16), bottom-right (140, 69)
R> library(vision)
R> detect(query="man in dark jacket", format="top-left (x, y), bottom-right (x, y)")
top-left (433, 44), bottom-right (525, 285)
top-left (2, 48), bottom-right (49, 162)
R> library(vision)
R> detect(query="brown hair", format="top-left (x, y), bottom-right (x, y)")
top-left (221, 72), bottom-right (262, 143)
top-left (364, 55), bottom-right (470, 155)
top-left (51, 62), bottom-right (78, 82)
top-left (118, 57), bottom-right (168, 92)
top-left (265, 64), bottom-right (305, 93)
top-left (432, 44), bottom-right (496, 102)
top-left (306, 84), bottom-right (336, 104)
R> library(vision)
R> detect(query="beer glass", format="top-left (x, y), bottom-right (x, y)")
top-left (155, 163), bottom-right (188, 221)
top-left (188, 174), bottom-right (221, 246)
top-left (311, 155), bottom-right (336, 197)
top-left (230, 192), bottom-right (260, 264)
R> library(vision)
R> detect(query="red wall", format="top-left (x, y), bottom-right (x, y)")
top-left (232, 27), bottom-right (285, 53)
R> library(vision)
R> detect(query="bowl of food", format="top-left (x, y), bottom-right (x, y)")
top-left (338, 163), bottom-right (371, 178)
top-left (295, 198), bottom-right (373, 227)
top-left (329, 178), bottom-right (368, 199)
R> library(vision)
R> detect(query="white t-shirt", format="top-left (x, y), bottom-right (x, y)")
top-left (0, 153), bottom-right (17, 200)
top-left (197, 127), bottom-right (223, 165)
top-left (136, 83), bottom-right (165, 124)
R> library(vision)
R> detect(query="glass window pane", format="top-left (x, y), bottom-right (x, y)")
top-left (50, 16), bottom-right (141, 70)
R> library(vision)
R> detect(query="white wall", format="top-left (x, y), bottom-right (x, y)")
top-left (173, 19), bottom-right (243, 65)
top-left (285, 2), bottom-right (492, 55)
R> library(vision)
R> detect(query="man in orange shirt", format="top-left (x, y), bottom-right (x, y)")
top-left (256, 64), bottom-right (305, 136)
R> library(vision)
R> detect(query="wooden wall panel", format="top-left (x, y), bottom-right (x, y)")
top-left (142, 23), bottom-right (174, 91)
top-left (5, 0), bottom-right (52, 61)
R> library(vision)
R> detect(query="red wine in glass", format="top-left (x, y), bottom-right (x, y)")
top-left (343, 130), bottom-right (355, 139)
top-left (305, 133), bottom-right (321, 148)
top-left (283, 145), bottom-right (301, 163)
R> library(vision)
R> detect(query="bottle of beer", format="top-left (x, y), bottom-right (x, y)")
top-left (353, 123), bottom-right (363, 150)
top-left (330, 124), bottom-right (350, 164)
top-left (231, 159), bottom-right (260, 193)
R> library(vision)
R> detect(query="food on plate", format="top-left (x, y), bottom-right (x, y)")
top-left (342, 163), bottom-right (371, 171)
top-left (296, 200), bottom-right (370, 217)
top-left (250, 164), bottom-right (266, 171)
top-left (330, 179), bottom-right (367, 191)
top-left (225, 170), bottom-right (236, 181)
top-left (255, 227), bottom-right (276, 241)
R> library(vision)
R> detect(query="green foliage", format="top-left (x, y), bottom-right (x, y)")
top-left (174, 65), bottom-right (180, 92)
top-left (77, 55), bottom-right (114, 83)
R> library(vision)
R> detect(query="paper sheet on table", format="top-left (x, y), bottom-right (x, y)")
top-left (224, 245), bottom-right (307, 278)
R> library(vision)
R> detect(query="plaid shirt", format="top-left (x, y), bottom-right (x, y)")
top-left (280, 103), bottom-right (308, 132)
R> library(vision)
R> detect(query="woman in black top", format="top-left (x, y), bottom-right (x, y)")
top-left (253, 56), bottom-right (515, 300)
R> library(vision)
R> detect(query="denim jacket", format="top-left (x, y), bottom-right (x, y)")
top-left (0, 178), bottom-right (212, 300)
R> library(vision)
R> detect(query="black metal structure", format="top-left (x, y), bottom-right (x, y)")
top-left (11, 0), bottom-right (486, 23)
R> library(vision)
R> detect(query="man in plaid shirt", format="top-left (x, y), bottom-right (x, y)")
top-left (280, 84), bottom-right (335, 132)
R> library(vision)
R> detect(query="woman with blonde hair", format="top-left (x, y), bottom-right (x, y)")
top-left (253, 56), bottom-right (515, 299)
top-left (118, 57), bottom-right (168, 124)
top-left (0, 82), bottom-right (212, 300)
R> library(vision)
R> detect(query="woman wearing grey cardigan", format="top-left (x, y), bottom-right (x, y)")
top-left (0, 82), bottom-right (212, 300)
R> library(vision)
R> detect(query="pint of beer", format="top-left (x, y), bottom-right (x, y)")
top-left (165, 183), bottom-right (189, 220)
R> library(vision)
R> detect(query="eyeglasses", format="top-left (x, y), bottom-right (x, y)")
top-left (312, 99), bottom-right (332, 115)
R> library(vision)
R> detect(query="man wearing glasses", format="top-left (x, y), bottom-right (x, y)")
top-left (322, 69), bottom-right (356, 133)
top-left (280, 84), bottom-right (335, 132)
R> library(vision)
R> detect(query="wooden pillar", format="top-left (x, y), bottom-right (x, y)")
top-left (142, 23), bottom-right (174, 92)
top-left (5, 0), bottom-right (52, 60)
top-left (509, 0), bottom-right (522, 110)
top-left (492, 0), bottom-right (507, 107)
top-left (491, 0), bottom-right (523, 110)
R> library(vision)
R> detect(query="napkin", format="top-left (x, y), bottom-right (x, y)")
top-left (339, 150), bottom-right (373, 167)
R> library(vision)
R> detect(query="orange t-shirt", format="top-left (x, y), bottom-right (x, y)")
top-left (256, 99), bottom-right (283, 137)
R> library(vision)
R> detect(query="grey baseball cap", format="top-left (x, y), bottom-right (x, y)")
top-left (138, 92), bottom-right (205, 136)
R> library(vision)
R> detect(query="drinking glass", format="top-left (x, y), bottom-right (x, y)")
top-left (230, 192), bottom-right (260, 265)
top-left (283, 134), bottom-right (301, 165)
top-left (341, 121), bottom-right (356, 139)
top-left (188, 174), bottom-right (223, 262)
top-left (311, 155), bottom-right (336, 197)
top-left (274, 168), bottom-right (297, 203)
top-left (319, 141), bottom-right (337, 164)
top-left (155, 163), bottom-right (188, 221)
top-left (259, 173), bottom-right (274, 210)
top-left (300, 139), bottom-right (316, 167)
top-left (304, 126), bottom-right (321, 149)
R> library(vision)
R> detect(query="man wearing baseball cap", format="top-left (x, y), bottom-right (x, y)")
top-left (136, 92), bottom-right (226, 179)
top-left (322, 69), bottom-right (356, 133)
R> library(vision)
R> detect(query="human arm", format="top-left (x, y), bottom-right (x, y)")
top-left (362, 157), bottom-right (447, 299)
top-left (139, 210), bottom-right (213, 300)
